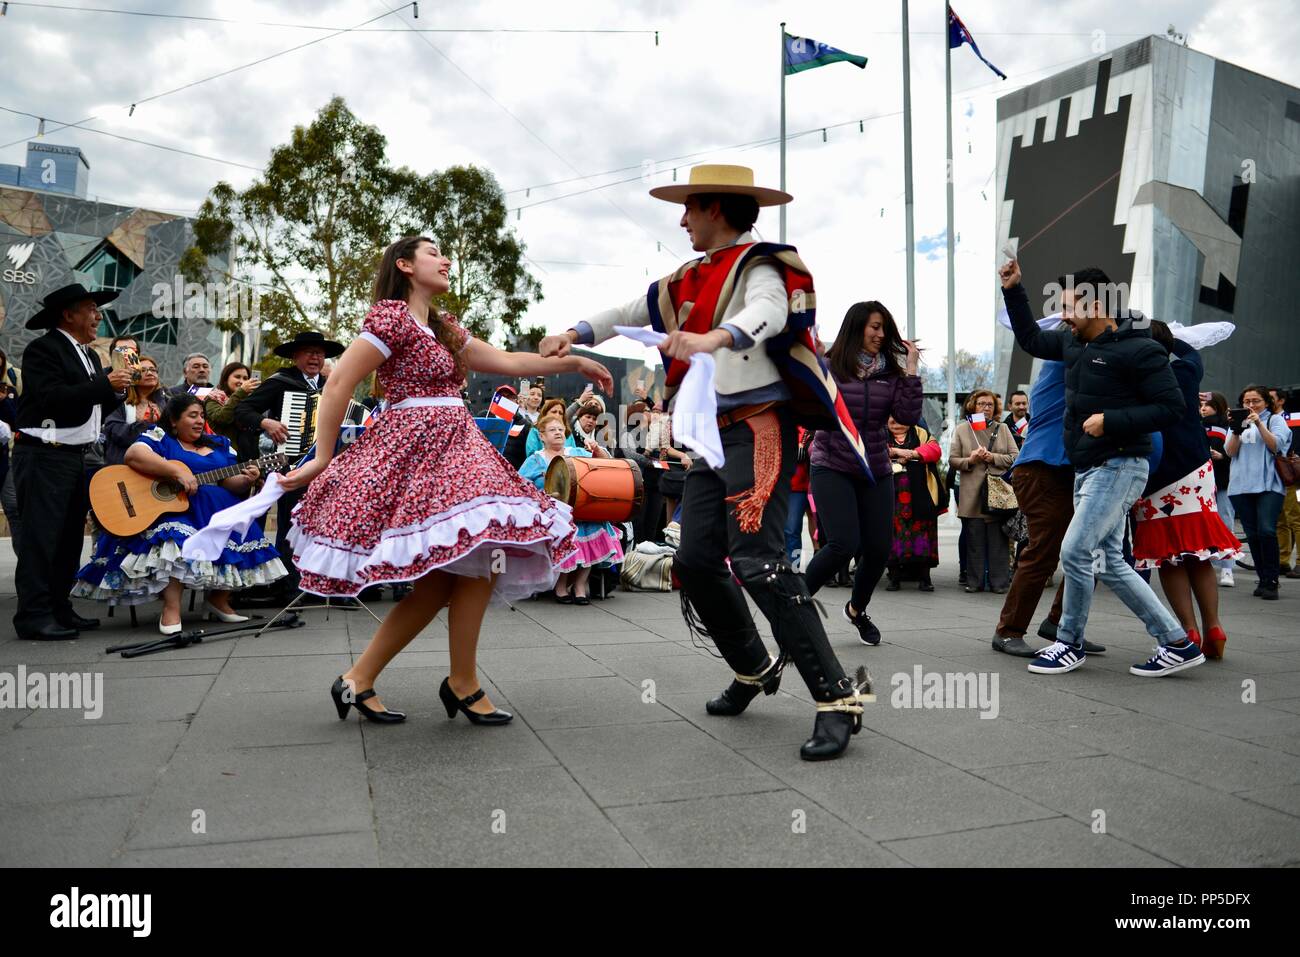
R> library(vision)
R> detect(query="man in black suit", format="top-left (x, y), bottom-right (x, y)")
top-left (235, 330), bottom-right (343, 596)
top-left (1003, 389), bottom-right (1030, 448)
top-left (12, 283), bottom-right (132, 639)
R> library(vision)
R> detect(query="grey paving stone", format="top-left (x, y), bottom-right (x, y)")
top-left (600, 653), bottom-right (746, 695)
top-left (208, 653), bottom-right (352, 694)
top-left (370, 765), bottom-right (643, 867)
top-left (869, 704), bottom-right (1105, 770)
top-left (180, 689), bottom-right (362, 752)
top-left (475, 645), bottom-right (614, 682)
top-left (489, 675), bottom-right (677, 730)
top-left (977, 755), bottom-right (1300, 866)
top-left (17, 674), bottom-right (214, 728)
top-left (114, 830), bottom-right (379, 867)
top-left (1036, 712), bottom-right (1300, 793)
top-left (0, 720), bottom-right (186, 805)
top-left (538, 721), bottom-right (784, 807)
top-left (562, 628), bottom-right (672, 646)
top-left (230, 626), bottom-right (351, 657)
top-left (607, 790), bottom-right (909, 868)
top-left (126, 742), bottom-right (372, 850)
top-left (1234, 784), bottom-right (1300, 818)
top-left (0, 794), bottom-right (147, 866)
top-left (883, 818), bottom-right (1174, 868)
top-left (742, 734), bottom-right (1060, 841)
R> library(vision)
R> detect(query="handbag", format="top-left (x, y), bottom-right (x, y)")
top-left (976, 424), bottom-right (1019, 517)
top-left (1271, 417), bottom-right (1300, 485)
top-left (620, 546), bottom-right (676, 592)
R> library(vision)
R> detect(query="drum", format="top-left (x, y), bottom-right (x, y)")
top-left (545, 456), bottom-right (644, 523)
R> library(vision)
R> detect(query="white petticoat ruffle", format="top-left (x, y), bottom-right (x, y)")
top-left (71, 540), bottom-right (288, 607)
top-left (288, 493), bottom-right (577, 604)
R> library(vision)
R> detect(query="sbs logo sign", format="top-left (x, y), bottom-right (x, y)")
top-left (4, 242), bottom-right (38, 285)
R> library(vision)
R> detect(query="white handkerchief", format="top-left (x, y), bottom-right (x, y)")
top-left (182, 473), bottom-right (288, 561)
top-left (614, 325), bottom-right (724, 468)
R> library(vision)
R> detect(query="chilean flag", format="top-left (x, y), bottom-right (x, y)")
top-left (1206, 424), bottom-right (1229, 442)
top-left (1286, 412), bottom-right (1300, 427)
top-left (489, 392), bottom-right (519, 421)
top-left (970, 412), bottom-right (988, 431)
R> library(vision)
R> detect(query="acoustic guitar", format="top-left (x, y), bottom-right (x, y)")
top-left (90, 451), bottom-right (289, 537)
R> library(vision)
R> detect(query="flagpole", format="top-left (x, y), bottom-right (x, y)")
top-left (944, 3), bottom-right (956, 442)
top-left (901, 0), bottom-right (916, 341)
top-left (779, 21), bottom-right (787, 244)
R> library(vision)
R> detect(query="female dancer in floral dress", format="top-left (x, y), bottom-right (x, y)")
top-left (283, 236), bottom-right (612, 726)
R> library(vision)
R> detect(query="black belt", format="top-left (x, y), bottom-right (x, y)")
top-left (14, 432), bottom-right (90, 452)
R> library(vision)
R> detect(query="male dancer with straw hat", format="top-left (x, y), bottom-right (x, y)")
top-left (539, 164), bottom-right (872, 761)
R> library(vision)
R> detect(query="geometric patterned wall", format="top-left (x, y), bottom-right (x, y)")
top-left (994, 36), bottom-right (1300, 397)
top-left (0, 183), bottom-right (230, 387)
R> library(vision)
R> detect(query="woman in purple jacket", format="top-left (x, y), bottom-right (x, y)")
top-left (805, 302), bottom-right (922, 645)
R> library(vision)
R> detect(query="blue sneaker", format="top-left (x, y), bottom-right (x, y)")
top-left (1129, 641), bottom-right (1205, 677)
top-left (1027, 641), bottom-right (1086, 674)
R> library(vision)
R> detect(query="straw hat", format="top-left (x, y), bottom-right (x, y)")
top-left (649, 164), bottom-right (792, 207)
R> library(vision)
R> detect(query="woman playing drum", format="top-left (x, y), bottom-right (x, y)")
top-left (520, 413), bottom-right (625, 605)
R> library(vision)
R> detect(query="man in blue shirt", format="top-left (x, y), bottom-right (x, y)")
top-left (992, 358), bottom-right (1107, 656)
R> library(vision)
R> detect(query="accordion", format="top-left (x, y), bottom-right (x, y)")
top-left (278, 392), bottom-right (367, 458)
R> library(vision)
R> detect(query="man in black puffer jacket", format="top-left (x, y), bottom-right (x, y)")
top-left (1000, 260), bottom-right (1204, 679)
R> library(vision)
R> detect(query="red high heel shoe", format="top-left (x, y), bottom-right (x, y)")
top-left (1185, 628), bottom-right (1202, 650)
top-left (1203, 626), bottom-right (1227, 659)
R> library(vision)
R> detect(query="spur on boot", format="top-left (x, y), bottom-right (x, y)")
top-left (706, 657), bottom-right (783, 716)
top-left (331, 676), bottom-right (406, 723)
top-left (439, 677), bottom-right (513, 725)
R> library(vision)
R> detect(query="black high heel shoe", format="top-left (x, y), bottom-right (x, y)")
top-left (331, 676), bottom-right (406, 724)
top-left (438, 677), bottom-right (513, 726)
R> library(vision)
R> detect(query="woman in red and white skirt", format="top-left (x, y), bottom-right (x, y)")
top-left (1131, 322), bottom-right (1240, 658)
top-left (282, 236), bottom-right (612, 725)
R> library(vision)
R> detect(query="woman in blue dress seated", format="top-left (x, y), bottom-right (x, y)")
top-left (520, 412), bottom-right (624, 605)
top-left (73, 394), bottom-right (287, 633)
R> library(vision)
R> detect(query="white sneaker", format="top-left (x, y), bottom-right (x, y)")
top-left (1219, 568), bottom-right (1235, 588)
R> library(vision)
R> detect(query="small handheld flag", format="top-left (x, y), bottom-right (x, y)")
top-left (508, 423), bottom-right (526, 438)
top-left (1014, 417), bottom-right (1028, 436)
top-left (1286, 412), bottom-right (1300, 426)
top-left (489, 392), bottom-right (519, 422)
top-left (783, 33), bottom-right (867, 75)
top-left (948, 6), bottom-right (1006, 80)
top-left (970, 412), bottom-right (987, 431)
top-left (1206, 425), bottom-right (1229, 441)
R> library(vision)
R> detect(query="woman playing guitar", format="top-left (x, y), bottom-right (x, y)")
top-left (73, 394), bottom-right (287, 633)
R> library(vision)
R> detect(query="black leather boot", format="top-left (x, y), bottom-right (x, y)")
top-left (735, 560), bottom-right (855, 706)
top-left (800, 711), bottom-right (860, 761)
top-left (676, 561), bottom-right (777, 716)
top-left (706, 654), bottom-right (784, 716)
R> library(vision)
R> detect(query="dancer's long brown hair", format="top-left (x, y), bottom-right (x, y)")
top-left (372, 236), bottom-right (467, 380)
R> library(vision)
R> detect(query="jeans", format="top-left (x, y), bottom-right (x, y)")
top-left (1058, 457), bottom-right (1184, 650)
top-left (1213, 490), bottom-right (1236, 571)
top-left (1230, 491), bottom-right (1285, 586)
top-left (785, 490), bottom-right (808, 566)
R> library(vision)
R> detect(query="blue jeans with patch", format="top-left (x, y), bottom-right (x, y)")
top-left (1058, 456), bottom-right (1184, 650)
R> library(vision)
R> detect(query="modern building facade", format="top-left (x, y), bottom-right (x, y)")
top-left (994, 36), bottom-right (1300, 398)
top-left (0, 142), bottom-right (246, 385)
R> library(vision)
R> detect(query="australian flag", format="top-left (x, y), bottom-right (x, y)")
top-left (948, 6), bottom-right (1006, 80)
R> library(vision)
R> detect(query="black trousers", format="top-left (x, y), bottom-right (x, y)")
top-left (804, 466), bottom-right (895, 610)
top-left (276, 486), bottom-right (306, 591)
top-left (675, 408), bottom-right (851, 703)
top-left (12, 443), bottom-right (89, 631)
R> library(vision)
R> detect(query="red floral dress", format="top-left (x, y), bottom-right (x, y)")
top-left (288, 300), bottom-right (577, 600)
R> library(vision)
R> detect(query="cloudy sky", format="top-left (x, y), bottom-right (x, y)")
top-left (2, 0), bottom-right (1296, 366)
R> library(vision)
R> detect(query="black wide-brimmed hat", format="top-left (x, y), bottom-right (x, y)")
top-left (272, 330), bottom-right (344, 359)
top-left (26, 282), bottom-right (119, 330)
